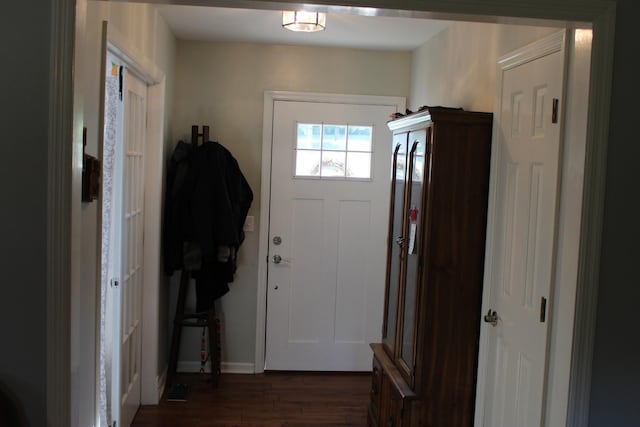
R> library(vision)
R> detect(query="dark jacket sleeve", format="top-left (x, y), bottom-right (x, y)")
top-left (162, 141), bottom-right (193, 275)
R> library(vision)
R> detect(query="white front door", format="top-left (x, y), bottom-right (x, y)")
top-left (479, 34), bottom-right (566, 426)
top-left (265, 98), bottom-right (399, 371)
top-left (112, 69), bottom-right (147, 427)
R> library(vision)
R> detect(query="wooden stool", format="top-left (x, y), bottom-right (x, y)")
top-left (167, 269), bottom-right (220, 389)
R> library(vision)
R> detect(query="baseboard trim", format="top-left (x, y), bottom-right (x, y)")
top-left (221, 362), bottom-right (256, 374)
top-left (177, 361), bottom-right (255, 374)
top-left (156, 366), bottom-right (167, 401)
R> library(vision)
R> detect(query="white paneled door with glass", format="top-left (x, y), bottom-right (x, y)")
top-left (265, 99), bottom-right (398, 371)
top-left (110, 68), bottom-right (147, 427)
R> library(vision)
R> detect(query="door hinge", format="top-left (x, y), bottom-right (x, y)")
top-left (540, 297), bottom-right (547, 322)
top-left (552, 98), bottom-right (559, 124)
top-left (118, 65), bottom-right (124, 101)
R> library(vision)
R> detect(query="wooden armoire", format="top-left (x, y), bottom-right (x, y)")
top-left (368, 107), bottom-right (493, 427)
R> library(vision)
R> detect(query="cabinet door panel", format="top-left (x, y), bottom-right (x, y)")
top-left (382, 133), bottom-right (408, 353)
top-left (398, 128), bottom-right (429, 381)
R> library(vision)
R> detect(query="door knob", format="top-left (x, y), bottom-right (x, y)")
top-left (272, 254), bottom-right (292, 265)
top-left (484, 309), bottom-right (498, 326)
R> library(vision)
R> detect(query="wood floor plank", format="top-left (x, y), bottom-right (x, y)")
top-left (132, 372), bottom-right (370, 426)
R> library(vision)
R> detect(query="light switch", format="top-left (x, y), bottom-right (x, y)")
top-left (243, 215), bottom-right (254, 232)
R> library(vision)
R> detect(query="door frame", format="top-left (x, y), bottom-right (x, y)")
top-left (50, 1), bottom-right (615, 426)
top-left (96, 21), bottom-right (167, 413)
top-left (255, 91), bottom-right (406, 372)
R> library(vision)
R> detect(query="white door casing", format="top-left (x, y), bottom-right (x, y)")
top-left (111, 69), bottom-right (147, 427)
top-left (261, 93), bottom-right (405, 371)
top-left (478, 32), bottom-right (567, 427)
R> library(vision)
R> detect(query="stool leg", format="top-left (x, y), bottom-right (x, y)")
top-left (207, 306), bottom-right (219, 387)
top-left (167, 270), bottom-right (189, 388)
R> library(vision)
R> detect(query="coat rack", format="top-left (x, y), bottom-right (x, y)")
top-left (167, 125), bottom-right (220, 394)
top-left (191, 124), bottom-right (209, 145)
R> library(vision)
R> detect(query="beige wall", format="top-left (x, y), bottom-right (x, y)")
top-left (171, 41), bottom-right (412, 366)
top-left (410, 22), bottom-right (559, 112)
top-left (76, 1), bottom-right (176, 423)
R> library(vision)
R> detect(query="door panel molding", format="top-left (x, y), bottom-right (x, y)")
top-left (255, 91), bottom-right (406, 373)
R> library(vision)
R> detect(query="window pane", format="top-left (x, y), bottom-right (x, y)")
top-left (322, 125), bottom-right (347, 151)
top-left (346, 152), bottom-right (371, 178)
top-left (296, 150), bottom-right (321, 176)
top-left (396, 154), bottom-right (407, 180)
top-left (413, 155), bottom-right (424, 182)
top-left (411, 140), bottom-right (426, 182)
top-left (321, 151), bottom-right (346, 177)
top-left (295, 122), bottom-right (373, 181)
top-left (348, 126), bottom-right (373, 152)
top-left (297, 123), bottom-right (321, 149)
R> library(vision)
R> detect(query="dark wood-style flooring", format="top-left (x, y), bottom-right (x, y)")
top-left (132, 372), bottom-right (370, 427)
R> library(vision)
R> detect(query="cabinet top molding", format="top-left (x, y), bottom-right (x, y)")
top-left (387, 107), bottom-right (492, 132)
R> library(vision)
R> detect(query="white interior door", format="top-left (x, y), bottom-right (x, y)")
top-left (111, 69), bottom-right (147, 427)
top-left (480, 37), bottom-right (566, 426)
top-left (265, 99), bottom-right (397, 371)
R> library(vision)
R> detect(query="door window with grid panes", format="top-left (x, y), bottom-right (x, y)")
top-left (295, 123), bottom-right (373, 179)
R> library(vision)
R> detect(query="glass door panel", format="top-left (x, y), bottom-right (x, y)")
top-left (382, 131), bottom-right (408, 354)
top-left (399, 128), bottom-right (428, 380)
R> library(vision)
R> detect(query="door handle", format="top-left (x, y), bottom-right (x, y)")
top-left (484, 309), bottom-right (498, 326)
top-left (272, 254), bottom-right (292, 265)
top-left (395, 236), bottom-right (405, 247)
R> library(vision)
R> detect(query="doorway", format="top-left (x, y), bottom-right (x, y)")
top-left (477, 31), bottom-right (574, 427)
top-left (100, 51), bottom-right (149, 427)
top-left (52, 0), bottom-right (606, 427)
top-left (262, 93), bottom-right (404, 371)
top-left (96, 21), bottom-right (168, 427)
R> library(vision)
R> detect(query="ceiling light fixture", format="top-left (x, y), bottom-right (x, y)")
top-left (282, 11), bottom-right (326, 32)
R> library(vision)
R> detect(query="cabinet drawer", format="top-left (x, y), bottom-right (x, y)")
top-left (368, 405), bottom-right (380, 427)
top-left (388, 386), bottom-right (405, 427)
top-left (380, 374), bottom-right (407, 427)
top-left (369, 356), bottom-right (383, 421)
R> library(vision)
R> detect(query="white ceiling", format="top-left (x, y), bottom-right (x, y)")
top-left (157, 5), bottom-right (451, 51)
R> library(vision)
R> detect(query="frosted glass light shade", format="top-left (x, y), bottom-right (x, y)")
top-left (282, 11), bottom-right (326, 32)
